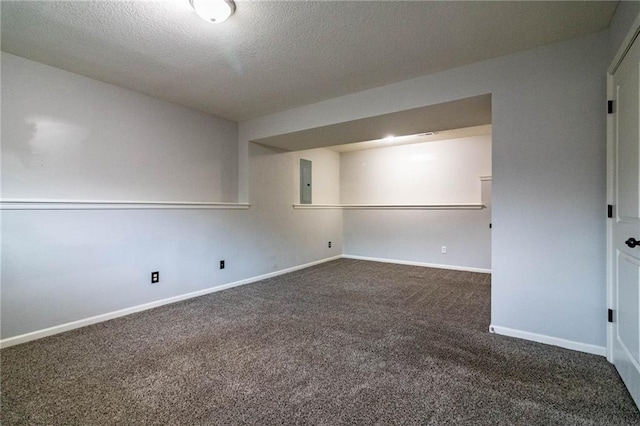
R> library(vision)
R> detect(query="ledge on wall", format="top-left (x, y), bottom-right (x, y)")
top-left (0, 199), bottom-right (251, 210)
top-left (294, 176), bottom-right (491, 210)
top-left (292, 203), bottom-right (485, 210)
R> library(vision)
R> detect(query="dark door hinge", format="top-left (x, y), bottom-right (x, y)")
top-left (608, 309), bottom-right (614, 323)
top-left (608, 204), bottom-right (614, 218)
top-left (608, 100), bottom-right (615, 114)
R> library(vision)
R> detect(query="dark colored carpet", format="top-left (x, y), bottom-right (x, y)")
top-left (1, 259), bottom-right (639, 425)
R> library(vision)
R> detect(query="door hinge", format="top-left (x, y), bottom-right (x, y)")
top-left (608, 100), bottom-right (615, 114)
top-left (608, 309), bottom-right (614, 323)
top-left (608, 204), bottom-right (614, 218)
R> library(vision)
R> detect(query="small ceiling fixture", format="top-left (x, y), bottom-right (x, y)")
top-left (189, 0), bottom-right (236, 24)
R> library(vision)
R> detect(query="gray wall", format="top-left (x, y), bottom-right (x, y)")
top-left (1, 54), bottom-right (342, 339)
top-left (240, 31), bottom-right (609, 349)
top-left (341, 135), bottom-right (492, 271)
top-left (2, 54), bottom-right (238, 202)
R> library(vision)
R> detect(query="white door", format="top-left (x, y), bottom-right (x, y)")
top-left (612, 33), bottom-right (640, 409)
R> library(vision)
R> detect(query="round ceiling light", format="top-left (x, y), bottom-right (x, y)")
top-left (189, 0), bottom-right (236, 24)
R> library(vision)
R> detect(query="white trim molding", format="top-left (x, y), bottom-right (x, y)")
top-left (343, 254), bottom-right (491, 274)
top-left (0, 199), bottom-right (251, 210)
top-left (606, 7), bottom-right (640, 365)
top-left (479, 175), bottom-right (492, 181)
top-left (0, 255), bottom-right (341, 348)
top-left (489, 325), bottom-right (606, 357)
top-left (293, 203), bottom-right (485, 210)
top-left (1, 254), bottom-right (492, 348)
top-left (293, 204), bottom-right (344, 210)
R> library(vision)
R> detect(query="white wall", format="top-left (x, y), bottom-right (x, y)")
top-left (341, 135), bottom-right (491, 270)
top-left (240, 31), bottom-right (609, 351)
top-left (0, 55), bottom-right (342, 340)
top-left (340, 135), bottom-right (490, 204)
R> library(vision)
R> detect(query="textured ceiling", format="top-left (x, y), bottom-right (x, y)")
top-left (1, 1), bottom-right (617, 122)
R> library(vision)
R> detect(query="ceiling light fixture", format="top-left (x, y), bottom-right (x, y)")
top-left (189, 0), bottom-right (236, 24)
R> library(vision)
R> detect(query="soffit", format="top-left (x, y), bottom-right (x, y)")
top-left (252, 94), bottom-right (491, 151)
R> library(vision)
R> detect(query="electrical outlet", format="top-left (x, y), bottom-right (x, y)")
top-left (151, 271), bottom-right (159, 284)
top-left (328, 241), bottom-right (332, 248)
top-left (441, 246), bottom-right (447, 254)
top-left (220, 260), bottom-right (225, 270)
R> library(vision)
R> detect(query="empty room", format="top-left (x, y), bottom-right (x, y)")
top-left (2, 1), bottom-right (640, 424)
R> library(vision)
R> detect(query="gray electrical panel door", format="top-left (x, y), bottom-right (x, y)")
top-left (300, 159), bottom-right (312, 204)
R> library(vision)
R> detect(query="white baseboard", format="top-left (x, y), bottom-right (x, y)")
top-left (342, 254), bottom-right (491, 274)
top-left (0, 255), bottom-right (342, 349)
top-left (489, 325), bottom-right (606, 356)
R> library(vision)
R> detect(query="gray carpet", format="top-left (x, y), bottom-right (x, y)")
top-left (1, 259), bottom-right (639, 425)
